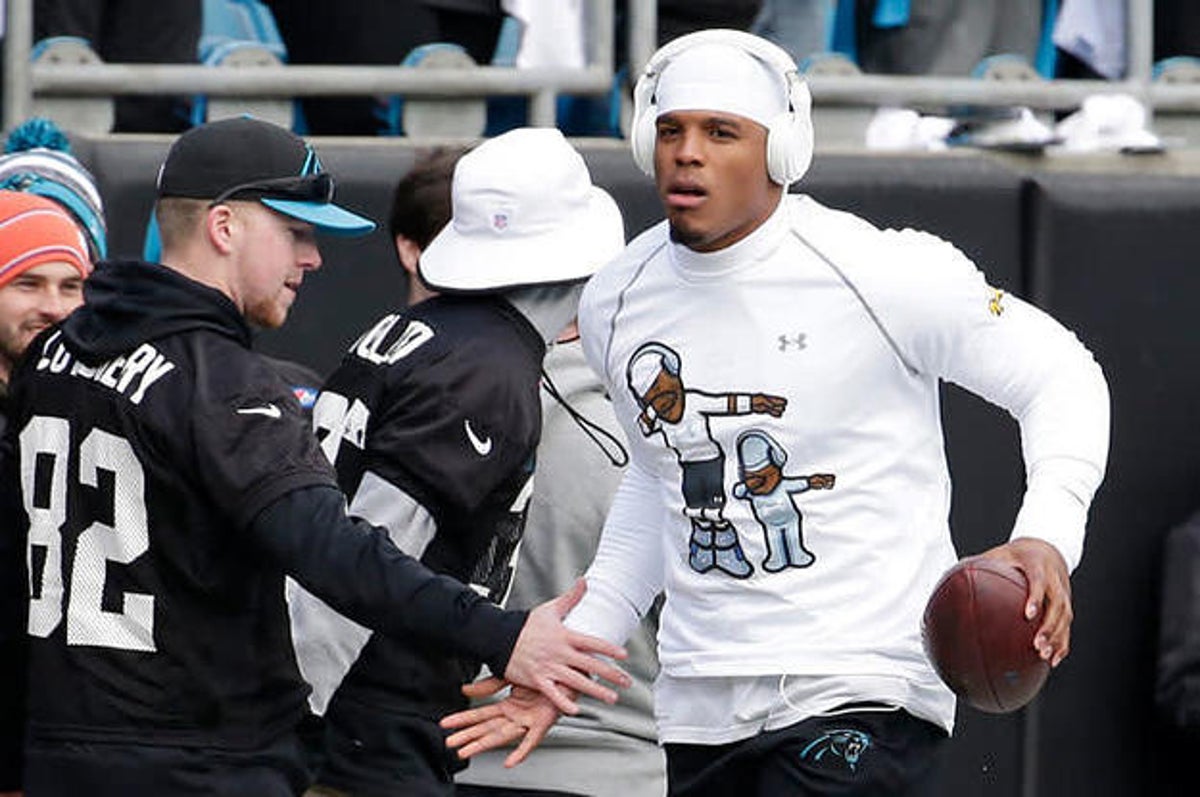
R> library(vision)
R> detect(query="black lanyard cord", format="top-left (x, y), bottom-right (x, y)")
top-left (540, 367), bottom-right (629, 468)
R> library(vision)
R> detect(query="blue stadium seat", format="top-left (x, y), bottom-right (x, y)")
top-left (199, 0), bottom-right (285, 63)
top-left (193, 0), bottom-right (293, 129)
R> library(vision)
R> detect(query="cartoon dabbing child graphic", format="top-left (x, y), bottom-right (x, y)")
top-left (731, 429), bottom-right (835, 572)
top-left (626, 342), bottom-right (786, 578)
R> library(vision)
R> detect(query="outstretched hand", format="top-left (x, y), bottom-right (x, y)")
top-left (978, 537), bottom-right (1073, 667)
top-left (751, 393), bottom-right (788, 417)
top-left (441, 679), bottom-right (564, 766)
top-left (503, 578), bottom-right (629, 715)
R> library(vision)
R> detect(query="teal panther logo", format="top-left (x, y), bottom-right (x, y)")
top-left (799, 729), bottom-right (871, 772)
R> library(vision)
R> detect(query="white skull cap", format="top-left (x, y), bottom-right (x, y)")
top-left (655, 42), bottom-right (788, 128)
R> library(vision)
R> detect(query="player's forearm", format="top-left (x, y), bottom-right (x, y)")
top-left (1008, 357), bottom-right (1110, 572)
top-left (566, 463), bottom-right (664, 644)
top-left (252, 484), bottom-right (526, 675)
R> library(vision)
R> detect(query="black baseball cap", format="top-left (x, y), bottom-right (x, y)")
top-left (156, 117), bottom-right (376, 236)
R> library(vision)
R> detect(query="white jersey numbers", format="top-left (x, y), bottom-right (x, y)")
top-left (19, 416), bottom-right (156, 652)
top-left (351, 314), bottom-right (434, 366)
top-left (312, 391), bottom-right (371, 465)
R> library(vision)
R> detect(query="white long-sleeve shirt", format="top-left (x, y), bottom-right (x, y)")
top-left (572, 194), bottom-right (1110, 736)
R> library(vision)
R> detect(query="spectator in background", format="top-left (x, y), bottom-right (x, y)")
top-left (424, 0), bottom-right (506, 65)
top-left (0, 191), bottom-right (91, 440)
top-left (265, 0), bottom-right (434, 136)
top-left (856, 0), bottom-right (1043, 76)
top-left (1155, 0), bottom-right (1200, 62)
top-left (1155, 507), bottom-right (1200, 791)
top-left (0, 191), bottom-right (93, 797)
top-left (752, 0), bottom-right (832, 67)
top-left (1053, 0), bottom-right (1125, 80)
top-left (0, 116), bottom-right (102, 444)
top-left (656, 0), bottom-right (764, 44)
top-left (34, 0), bottom-right (200, 132)
top-left (265, 1), bottom-right (502, 136)
top-left (387, 147), bottom-right (467, 306)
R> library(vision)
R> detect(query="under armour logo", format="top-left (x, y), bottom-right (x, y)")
top-left (778, 333), bottom-right (807, 352)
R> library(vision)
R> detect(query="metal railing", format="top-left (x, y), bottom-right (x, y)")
top-left (6, 0), bottom-right (1198, 134)
top-left (2, 0), bottom-right (619, 131)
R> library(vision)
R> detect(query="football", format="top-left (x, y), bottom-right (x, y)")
top-left (921, 557), bottom-right (1050, 713)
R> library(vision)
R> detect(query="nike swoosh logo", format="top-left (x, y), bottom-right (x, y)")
top-left (464, 419), bottom-right (493, 456)
top-left (236, 403), bottom-right (282, 419)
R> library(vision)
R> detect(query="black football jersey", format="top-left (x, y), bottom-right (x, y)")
top-left (4, 262), bottom-right (336, 750)
top-left (312, 294), bottom-right (543, 714)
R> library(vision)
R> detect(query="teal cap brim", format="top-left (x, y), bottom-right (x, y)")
top-left (261, 197), bottom-right (376, 237)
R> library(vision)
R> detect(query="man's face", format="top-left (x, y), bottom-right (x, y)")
top-left (229, 203), bottom-right (321, 329)
top-left (0, 261), bottom-right (84, 379)
top-left (643, 367), bottom-right (685, 424)
top-left (653, 110), bottom-right (783, 253)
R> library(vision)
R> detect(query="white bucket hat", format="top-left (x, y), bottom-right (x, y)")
top-left (418, 127), bottom-right (625, 292)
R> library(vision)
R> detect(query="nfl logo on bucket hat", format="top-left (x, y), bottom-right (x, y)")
top-left (418, 127), bottom-right (625, 292)
top-left (156, 117), bottom-right (375, 236)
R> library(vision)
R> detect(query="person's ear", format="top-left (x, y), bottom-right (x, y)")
top-left (395, 234), bottom-right (421, 278)
top-left (207, 203), bottom-right (239, 256)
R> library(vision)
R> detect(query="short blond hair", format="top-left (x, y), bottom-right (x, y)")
top-left (154, 197), bottom-right (208, 254)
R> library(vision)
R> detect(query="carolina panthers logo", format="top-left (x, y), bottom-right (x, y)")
top-left (799, 729), bottom-right (872, 772)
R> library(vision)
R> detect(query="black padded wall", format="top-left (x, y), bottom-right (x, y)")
top-left (1027, 173), bottom-right (1200, 797)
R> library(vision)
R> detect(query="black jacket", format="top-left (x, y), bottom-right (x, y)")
top-left (0, 261), bottom-right (523, 785)
top-left (311, 295), bottom-right (545, 793)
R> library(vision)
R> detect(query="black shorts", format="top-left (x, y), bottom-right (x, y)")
top-left (681, 456), bottom-right (727, 512)
top-left (664, 707), bottom-right (947, 797)
top-left (315, 695), bottom-right (460, 797)
top-left (23, 733), bottom-right (309, 797)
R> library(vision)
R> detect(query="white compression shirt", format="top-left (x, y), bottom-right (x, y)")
top-left (570, 194), bottom-right (1110, 736)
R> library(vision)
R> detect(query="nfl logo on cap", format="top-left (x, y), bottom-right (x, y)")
top-left (492, 211), bottom-right (509, 232)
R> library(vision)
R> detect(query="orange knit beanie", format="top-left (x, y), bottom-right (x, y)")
top-left (0, 190), bottom-right (91, 288)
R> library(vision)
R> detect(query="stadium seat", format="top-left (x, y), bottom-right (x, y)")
top-left (381, 43), bottom-right (487, 138)
top-left (29, 37), bottom-right (115, 134)
top-left (193, 0), bottom-right (293, 129)
top-left (1154, 56), bottom-right (1200, 84)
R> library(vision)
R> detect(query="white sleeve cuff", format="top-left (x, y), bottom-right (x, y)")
top-left (1008, 460), bottom-right (1101, 572)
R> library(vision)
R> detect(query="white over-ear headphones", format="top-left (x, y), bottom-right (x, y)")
top-left (629, 29), bottom-right (815, 187)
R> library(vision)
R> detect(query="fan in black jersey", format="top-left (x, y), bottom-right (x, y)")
top-left (291, 127), bottom-right (628, 797)
top-left (0, 118), bottom-right (629, 797)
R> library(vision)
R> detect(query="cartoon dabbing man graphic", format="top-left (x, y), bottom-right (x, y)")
top-left (626, 342), bottom-right (787, 578)
top-left (732, 429), bottom-right (834, 572)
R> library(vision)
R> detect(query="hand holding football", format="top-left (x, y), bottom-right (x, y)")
top-left (922, 557), bottom-right (1051, 713)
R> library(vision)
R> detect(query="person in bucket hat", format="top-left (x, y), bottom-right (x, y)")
top-left (291, 126), bottom-right (627, 797)
top-left (0, 118), bottom-right (629, 797)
